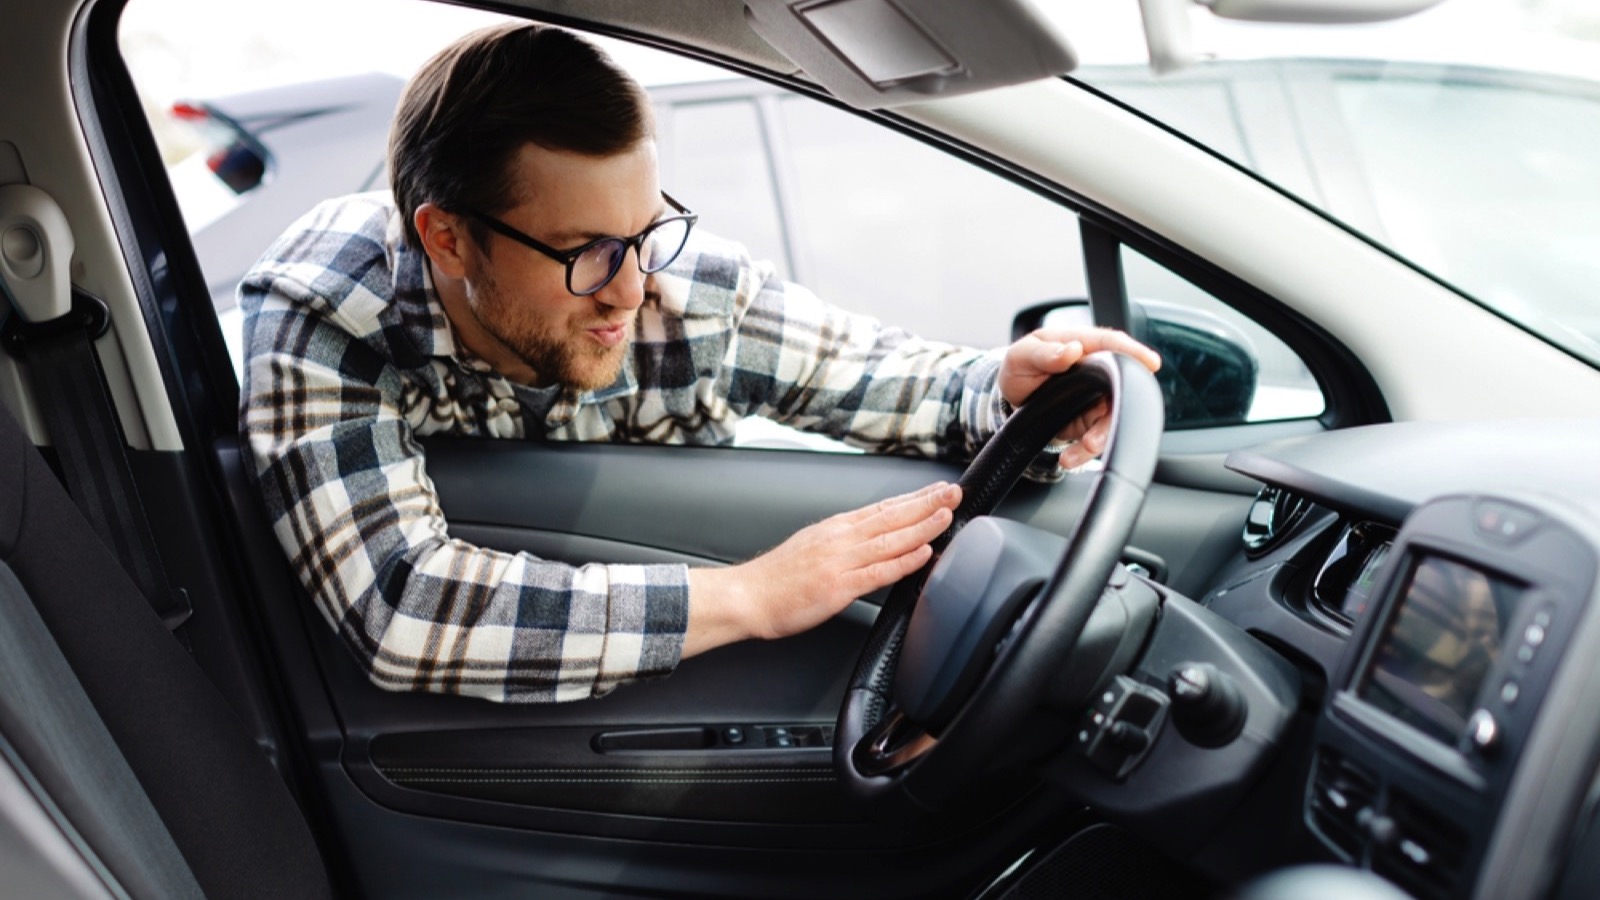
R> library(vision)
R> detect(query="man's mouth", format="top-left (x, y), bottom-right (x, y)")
top-left (584, 321), bottom-right (630, 348)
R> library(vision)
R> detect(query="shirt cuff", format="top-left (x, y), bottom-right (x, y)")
top-left (591, 563), bottom-right (690, 697)
top-left (1024, 442), bottom-right (1069, 484)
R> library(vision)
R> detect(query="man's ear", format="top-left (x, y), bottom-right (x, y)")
top-left (414, 203), bottom-right (472, 279)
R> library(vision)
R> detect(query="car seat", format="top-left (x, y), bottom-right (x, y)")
top-left (0, 399), bottom-right (333, 899)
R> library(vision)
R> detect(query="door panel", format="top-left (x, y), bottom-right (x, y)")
top-left (212, 437), bottom-right (1062, 898)
top-left (214, 432), bottom-right (1256, 898)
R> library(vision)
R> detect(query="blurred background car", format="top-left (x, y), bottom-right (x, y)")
top-left (162, 72), bottom-right (404, 366)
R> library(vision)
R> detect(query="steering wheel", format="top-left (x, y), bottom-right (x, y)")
top-left (834, 351), bottom-right (1165, 813)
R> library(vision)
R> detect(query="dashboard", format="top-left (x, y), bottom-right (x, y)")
top-left (1205, 419), bottom-right (1600, 900)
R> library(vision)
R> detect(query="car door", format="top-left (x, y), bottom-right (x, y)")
top-left (93, 2), bottom-right (1378, 898)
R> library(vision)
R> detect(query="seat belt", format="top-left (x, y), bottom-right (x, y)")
top-left (0, 183), bottom-right (192, 634)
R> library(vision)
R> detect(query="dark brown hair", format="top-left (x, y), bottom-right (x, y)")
top-left (389, 22), bottom-right (653, 248)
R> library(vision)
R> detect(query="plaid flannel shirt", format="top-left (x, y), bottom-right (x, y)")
top-left (240, 192), bottom-right (1022, 703)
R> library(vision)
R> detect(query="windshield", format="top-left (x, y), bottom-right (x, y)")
top-left (1046, 0), bottom-right (1600, 368)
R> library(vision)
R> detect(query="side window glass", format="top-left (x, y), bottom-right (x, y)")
top-left (651, 79), bottom-right (1089, 449)
top-left (1121, 246), bottom-right (1325, 426)
top-left (775, 95), bottom-right (1084, 350)
top-left (654, 93), bottom-right (792, 282)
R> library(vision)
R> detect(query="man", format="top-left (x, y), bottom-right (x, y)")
top-left (239, 22), bottom-right (1159, 703)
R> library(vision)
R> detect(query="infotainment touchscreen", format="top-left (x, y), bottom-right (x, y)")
top-left (1357, 553), bottom-right (1524, 745)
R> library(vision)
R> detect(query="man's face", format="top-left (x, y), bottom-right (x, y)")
top-left (461, 141), bottom-right (663, 391)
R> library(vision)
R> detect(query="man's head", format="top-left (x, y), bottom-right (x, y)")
top-left (391, 22), bottom-right (653, 249)
top-left (392, 23), bottom-right (671, 391)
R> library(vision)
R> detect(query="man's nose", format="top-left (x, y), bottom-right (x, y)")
top-left (593, 249), bottom-right (647, 311)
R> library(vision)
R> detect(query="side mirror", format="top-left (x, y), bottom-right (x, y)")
top-left (1013, 298), bottom-right (1258, 430)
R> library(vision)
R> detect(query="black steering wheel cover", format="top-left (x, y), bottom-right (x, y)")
top-left (836, 352), bottom-right (1165, 809)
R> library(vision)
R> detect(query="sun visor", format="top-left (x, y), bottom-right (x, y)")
top-left (743, 0), bottom-right (1076, 109)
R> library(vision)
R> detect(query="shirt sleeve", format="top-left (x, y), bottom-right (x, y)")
top-left (702, 243), bottom-right (1060, 479)
top-left (239, 281), bottom-right (689, 703)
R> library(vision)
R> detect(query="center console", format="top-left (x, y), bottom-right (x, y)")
top-left (1308, 494), bottom-right (1598, 900)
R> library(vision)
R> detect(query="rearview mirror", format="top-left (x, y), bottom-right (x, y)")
top-left (1137, 0), bottom-right (1448, 73)
top-left (1013, 298), bottom-right (1258, 430)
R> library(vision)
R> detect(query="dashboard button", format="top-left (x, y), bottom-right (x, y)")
top-left (1170, 664), bottom-right (1211, 701)
top-left (1467, 708), bottom-right (1500, 754)
top-left (1473, 500), bottom-right (1540, 544)
top-left (1398, 839), bottom-right (1431, 867)
top-left (1106, 721), bottom-right (1150, 753)
top-left (1500, 681), bottom-right (1520, 705)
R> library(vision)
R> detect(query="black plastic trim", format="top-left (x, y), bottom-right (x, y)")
top-left (1081, 220), bottom-right (1130, 332)
top-left (76, 0), bottom-right (242, 436)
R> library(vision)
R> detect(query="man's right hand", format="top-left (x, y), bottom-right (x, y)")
top-left (684, 481), bottom-right (961, 658)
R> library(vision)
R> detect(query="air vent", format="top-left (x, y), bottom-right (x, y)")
top-left (1243, 485), bottom-right (1312, 556)
top-left (1307, 749), bottom-right (1378, 860)
top-left (1372, 790), bottom-right (1469, 900)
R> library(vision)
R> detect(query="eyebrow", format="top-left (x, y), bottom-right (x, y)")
top-left (538, 202), bottom-right (672, 246)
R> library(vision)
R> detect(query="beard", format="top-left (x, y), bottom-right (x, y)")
top-left (468, 266), bottom-right (631, 392)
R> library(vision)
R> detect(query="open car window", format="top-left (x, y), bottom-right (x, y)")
top-left (121, 0), bottom-right (1329, 448)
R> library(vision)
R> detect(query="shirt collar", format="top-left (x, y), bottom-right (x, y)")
top-left (386, 209), bottom-right (455, 362)
top-left (542, 356), bottom-right (639, 428)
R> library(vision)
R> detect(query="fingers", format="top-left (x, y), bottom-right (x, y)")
top-left (1051, 397), bottom-right (1108, 441)
top-left (832, 482), bottom-right (959, 594)
top-left (853, 544), bottom-right (935, 590)
top-left (840, 480), bottom-right (960, 526)
top-left (1012, 331), bottom-right (1085, 378)
top-left (999, 326), bottom-right (1161, 413)
top-left (731, 484), bottom-right (960, 642)
top-left (1002, 327), bottom-right (1157, 470)
top-left (839, 520), bottom-right (944, 597)
top-left (1059, 442), bottom-right (1098, 471)
top-left (1029, 326), bottom-right (1162, 373)
top-left (861, 495), bottom-right (954, 561)
top-left (1052, 398), bottom-right (1112, 469)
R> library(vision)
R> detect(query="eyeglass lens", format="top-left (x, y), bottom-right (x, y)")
top-left (571, 216), bottom-right (692, 294)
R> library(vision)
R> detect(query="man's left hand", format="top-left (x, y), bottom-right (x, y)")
top-left (998, 327), bottom-right (1162, 471)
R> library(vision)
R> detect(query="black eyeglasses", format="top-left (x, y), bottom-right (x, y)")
top-left (465, 193), bottom-right (697, 296)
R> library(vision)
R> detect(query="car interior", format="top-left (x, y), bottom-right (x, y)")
top-left (3, 0), bottom-right (1600, 899)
